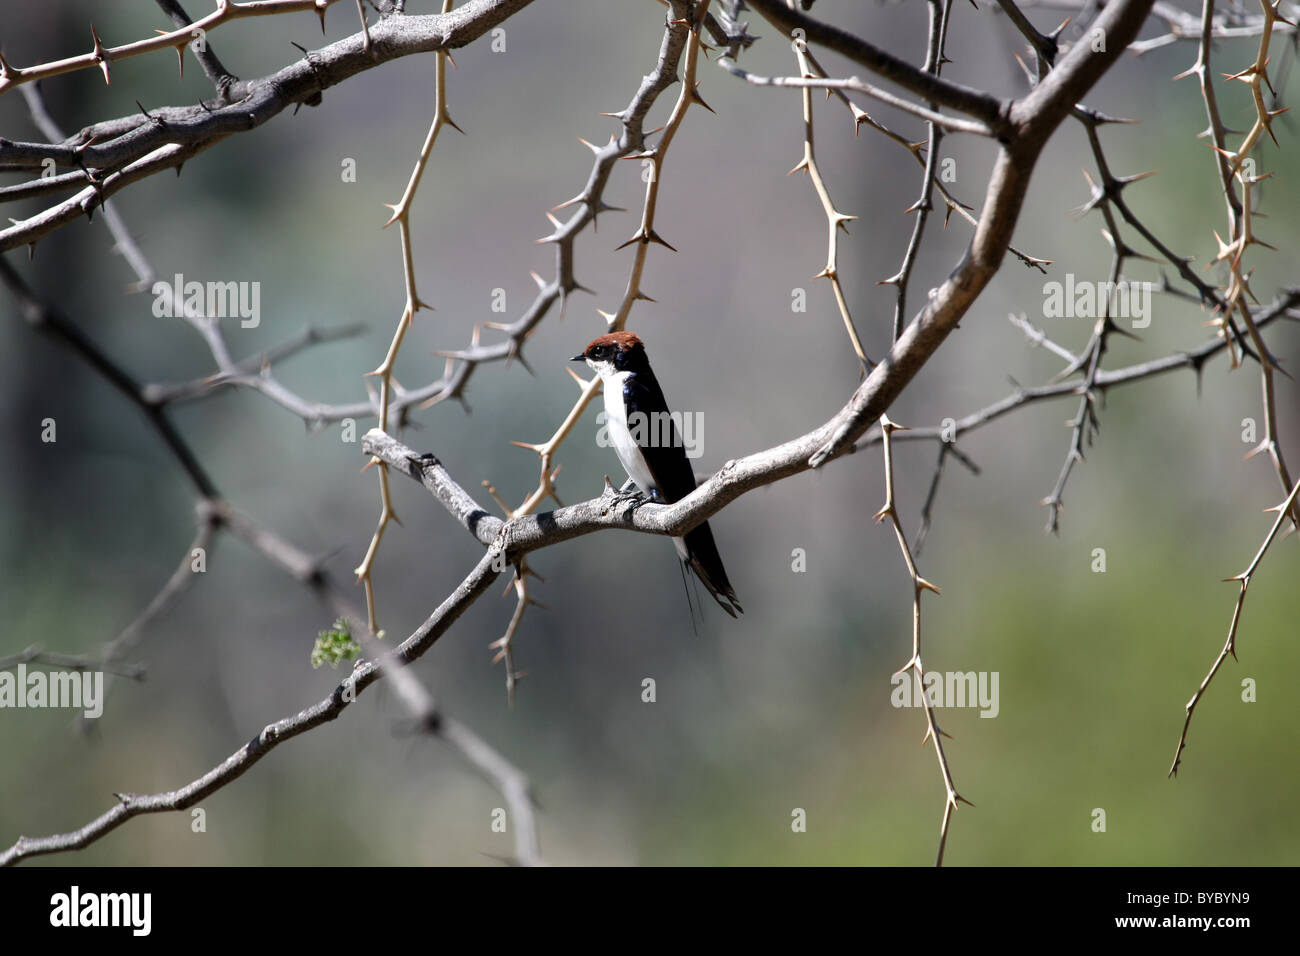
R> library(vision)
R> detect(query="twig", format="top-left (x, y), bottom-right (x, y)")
top-left (1169, 476), bottom-right (1300, 776)
top-left (355, 0), bottom-right (459, 638)
top-left (785, 36), bottom-right (873, 370)
top-left (874, 416), bottom-right (966, 866)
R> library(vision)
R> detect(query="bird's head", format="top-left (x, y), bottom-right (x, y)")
top-left (571, 331), bottom-right (646, 380)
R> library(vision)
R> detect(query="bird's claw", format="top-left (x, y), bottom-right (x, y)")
top-left (612, 488), bottom-right (651, 508)
top-left (603, 475), bottom-right (653, 513)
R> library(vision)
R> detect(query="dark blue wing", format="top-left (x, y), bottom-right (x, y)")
top-left (621, 370), bottom-right (698, 504)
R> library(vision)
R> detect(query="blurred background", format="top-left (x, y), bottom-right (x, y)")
top-left (1, 0), bottom-right (1297, 865)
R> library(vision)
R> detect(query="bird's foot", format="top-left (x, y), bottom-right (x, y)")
top-left (603, 476), bottom-right (653, 513)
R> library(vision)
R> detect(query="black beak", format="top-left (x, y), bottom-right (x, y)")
top-left (570, 353), bottom-right (587, 362)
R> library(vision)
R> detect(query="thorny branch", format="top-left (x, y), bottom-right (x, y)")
top-left (354, 0), bottom-right (458, 641)
top-left (482, 0), bottom-right (711, 700)
top-left (0, 0), bottom-right (345, 95)
top-left (0, 546), bottom-right (514, 866)
top-left (2, 78), bottom-right (543, 866)
top-left (1168, 476), bottom-right (1300, 777)
top-left (786, 36), bottom-right (872, 370)
top-left (874, 417), bottom-right (966, 866)
top-left (0, 264), bottom-right (543, 864)
top-left (0, 0), bottom-right (538, 253)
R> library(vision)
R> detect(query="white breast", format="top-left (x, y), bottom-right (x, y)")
top-left (603, 371), bottom-right (659, 495)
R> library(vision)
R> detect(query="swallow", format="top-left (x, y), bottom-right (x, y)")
top-left (573, 331), bottom-right (742, 617)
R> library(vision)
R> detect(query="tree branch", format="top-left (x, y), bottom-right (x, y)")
top-left (0, 0), bottom-right (538, 252)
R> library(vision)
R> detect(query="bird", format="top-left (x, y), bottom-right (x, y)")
top-left (572, 331), bottom-right (743, 617)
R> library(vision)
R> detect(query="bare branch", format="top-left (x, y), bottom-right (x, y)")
top-left (744, 0), bottom-right (1012, 133)
top-left (1169, 476), bottom-right (1300, 777)
top-left (0, 0), bottom-right (539, 252)
top-left (0, 548), bottom-right (505, 866)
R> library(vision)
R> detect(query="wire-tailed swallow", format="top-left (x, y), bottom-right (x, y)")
top-left (573, 331), bottom-right (743, 617)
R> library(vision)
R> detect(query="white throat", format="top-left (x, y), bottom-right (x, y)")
top-left (595, 367), bottom-right (659, 497)
top-left (585, 357), bottom-right (617, 381)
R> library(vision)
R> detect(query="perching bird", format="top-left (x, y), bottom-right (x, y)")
top-left (573, 331), bottom-right (743, 617)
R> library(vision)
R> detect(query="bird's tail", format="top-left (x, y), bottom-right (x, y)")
top-left (678, 522), bottom-right (743, 618)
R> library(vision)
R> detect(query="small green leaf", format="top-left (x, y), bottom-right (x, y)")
top-left (311, 618), bottom-right (360, 669)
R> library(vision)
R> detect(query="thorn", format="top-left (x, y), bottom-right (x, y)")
top-left (849, 103), bottom-right (870, 133)
top-left (1263, 106), bottom-right (1290, 146)
top-left (1090, 110), bottom-right (1139, 126)
top-left (443, 112), bottom-right (465, 135)
top-left (1012, 50), bottom-right (1035, 87)
top-left (90, 24), bottom-right (111, 85)
top-left (891, 655), bottom-right (921, 680)
top-left (689, 83), bottom-right (715, 113)
top-left (535, 209), bottom-right (565, 243)
top-left (315, 0), bottom-right (328, 33)
top-left (1115, 169), bottom-right (1158, 188)
top-left (509, 345), bottom-right (534, 377)
top-left (552, 193), bottom-right (588, 212)
top-left (645, 229), bottom-right (676, 251)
